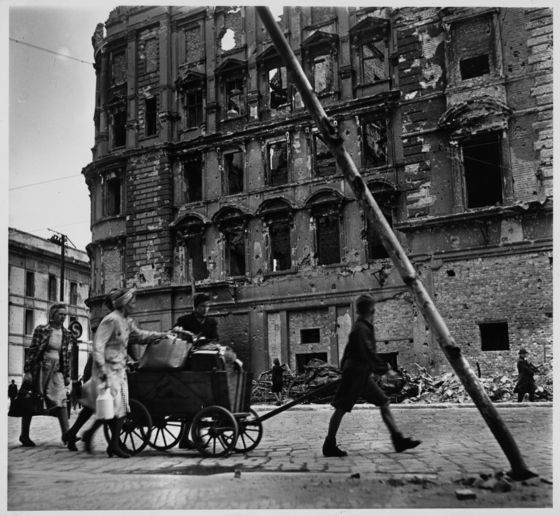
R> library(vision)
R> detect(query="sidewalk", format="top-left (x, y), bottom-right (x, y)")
top-left (7, 403), bottom-right (553, 510)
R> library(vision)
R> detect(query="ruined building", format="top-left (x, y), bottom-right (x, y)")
top-left (82, 6), bottom-right (552, 377)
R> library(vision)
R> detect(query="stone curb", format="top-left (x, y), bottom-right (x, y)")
top-left (252, 401), bottom-right (552, 411)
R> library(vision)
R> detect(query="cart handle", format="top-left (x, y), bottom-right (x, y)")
top-left (252, 379), bottom-right (341, 425)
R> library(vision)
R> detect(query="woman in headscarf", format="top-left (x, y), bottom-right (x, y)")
top-left (79, 287), bottom-right (166, 458)
top-left (19, 303), bottom-right (73, 447)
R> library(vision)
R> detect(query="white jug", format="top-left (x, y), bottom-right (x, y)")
top-left (96, 386), bottom-right (114, 420)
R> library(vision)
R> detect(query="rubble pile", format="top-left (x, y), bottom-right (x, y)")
top-left (251, 359), bottom-right (553, 404)
top-left (397, 363), bottom-right (553, 404)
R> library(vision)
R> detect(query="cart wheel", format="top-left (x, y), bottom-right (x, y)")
top-left (148, 417), bottom-right (186, 450)
top-left (191, 405), bottom-right (238, 457)
top-left (103, 399), bottom-right (152, 456)
top-left (234, 408), bottom-right (263, 453)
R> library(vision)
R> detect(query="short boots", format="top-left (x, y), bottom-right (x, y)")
top-left (322, 438), bottom-right (348, 457)
top-left (392, 433), bottom-right (421, 453)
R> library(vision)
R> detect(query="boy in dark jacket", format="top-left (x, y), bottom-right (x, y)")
top-left (515, 348), bottom-right (539, 402)
top-left (323, 294), bottom-right (421, 457)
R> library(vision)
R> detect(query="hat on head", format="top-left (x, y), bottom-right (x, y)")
top-left (519, 348), bottom-right (528, 355)
top-left (108, 287), bottom-right (136, 310)
top-left (193, 293), bottom-right (210, 308)
top-left (355, 293), bottom-right (376, 315)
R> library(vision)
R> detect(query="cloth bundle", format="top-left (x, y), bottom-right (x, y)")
top-left (136, 335), bottom-right (192, 371)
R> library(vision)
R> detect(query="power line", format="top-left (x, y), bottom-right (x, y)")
top-left (9, 174), bottom-right (84, 191)
top-left (10, 37), bottom-right (94, 65)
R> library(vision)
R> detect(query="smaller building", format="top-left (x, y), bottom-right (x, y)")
top-left (8, 228), bottom-right (92, 384)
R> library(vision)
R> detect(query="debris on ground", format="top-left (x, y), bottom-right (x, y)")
top-left (251, 359), bottom-right (553, 404)
top-left (455, 488), bottom-right (477, 500)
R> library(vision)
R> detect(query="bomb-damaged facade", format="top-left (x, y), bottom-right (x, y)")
top-left (83, 6), bottom-right (553, 378)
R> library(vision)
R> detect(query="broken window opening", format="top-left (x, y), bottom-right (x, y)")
top-left (223, 228), bottom-right (246, 277)
top-left (361, 40), bottom-right (387, 83)
top-left (366, 199), bottom-right (393, 260)
top-left (315, 134), bottom-right (336, 177)
top-left (269, 220), bottom-right (291, 272)
top-left (48, 274), bottom-right (57, 301)
top-left (316, 211), bottom-right (341, 265)
top-left (300, 328), bottom-right (321, 344)
top-left (225, 76), bottom-right (245, 117)
top-left (362, 118), bottom-right (388, 168)
top-left (69, 281), bottom-right (78, 305)
top-left (296, 352), bottom-right (327, 373)
top-left (220, 28), bottom-right (236, 52)
top-left (185, 88), bottom-right (204, 128)
top-left (24, 309), bottom-right (34, 335)
top-left (184, 234), bottom-right (209, 281)
top-left (25, 271), bottom-right (35, 297)
top-left (267, 141), bottom-right (288, 186)
top-left (224, 151), bottom-right (244, 195)
top-left (112, 109), bottom-right (127, 148)
top-left (479, 321), bottom-right (509, 351)
top-left (184, 155), bottom-right (203, 203)
top-left (460, 54), bottom-right (490, 80)
top-left (312, 54), bottom-right (334, 95)
top-left (106, 177), bottom-right (122, 216)
top-left (268, 66), bottom-right (288, 110)
top-left (462, 133), bottom-right (503, 208)
top-left (145, 96), bottom-right (157, 137)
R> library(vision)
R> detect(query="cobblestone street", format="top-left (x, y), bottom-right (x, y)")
top-left (7, 403), bottom-right (553, 511)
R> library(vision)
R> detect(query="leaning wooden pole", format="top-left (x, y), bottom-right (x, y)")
top-left (256, 6), bottom-right (536, 480)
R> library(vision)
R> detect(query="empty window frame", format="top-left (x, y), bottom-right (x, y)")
top-left (145, 96), bottom-right (158, 136)
top-left (224, 151), bottom-right (244, 195)
top-left (366, 199), bottom-right (393, 260)
top-left (268, 66), bottom-right (288, 110)
top-left (24, 309), bottom-right (34, 335)
top-left (362, 118), bottom-right (388, 168)
top-left (184, 154), bottom-right (203, 203)
top-left (69, 281), bottom-right (78, 305)
top-left (225, 76), bottom-right (245, 116)
top-left (112, 109), bottom-right (127, 147)
top-left (479, 321), bottom-right (509, 351)
top-left (314, 134), bottom-right (336, 177)
top-left (315, 211), bottom-right (341, 265)
top-left (185, 88), bottom-right (204, 128)
top-left (460, 54), bottom-right (490, 80)
top-left (312, 54), bottom-right (334, 95)
top-left (361, 39), bottom-right (387, 83)
top-left (184, 234), bottom-right (209, 281)
top-left (223, 227), bottom-right (246, 277)
top-left (296, 352), bottom-right (328, 373)
top-left (267, 141), bottom-right (288, 186)
top-left (300, 328), bottom-right (321, 344)
top-left (25, 271), bottom-right (35, 297)
top-left (461, 133), bottom-right (503, 208)
top-left (269, 220), bottom-right (291, 271)
top-left (48, 274), bottom-right (57, 301)
top-left (106, 177), bottom-right (122, 216)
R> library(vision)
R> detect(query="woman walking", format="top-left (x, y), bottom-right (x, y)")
top-left (78, 287), bottom-right (166, 458)
top-left (19, 303), bottom-right (75, 448)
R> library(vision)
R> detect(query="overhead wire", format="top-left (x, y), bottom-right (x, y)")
top-left (9, 37), bottom-right (94, 65)
top-left (9, 174), bottom-right (84, 191)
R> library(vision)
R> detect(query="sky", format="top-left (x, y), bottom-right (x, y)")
top-left (8, 2), bottom-right (111, 251)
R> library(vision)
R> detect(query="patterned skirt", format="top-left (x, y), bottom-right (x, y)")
top-left (38, 356), bottom-right (67, 410)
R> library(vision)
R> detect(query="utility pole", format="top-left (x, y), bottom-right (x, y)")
top-left (255, 6), bottom-right (536, 480)
top-left (49, 230), bottom-right (78, 380)
top-left (48, 230), bottom-right (66, 302)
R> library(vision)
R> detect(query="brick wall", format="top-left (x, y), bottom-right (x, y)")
top-left (432, 252), bottom-right (552, 377)
top-left (125, 151), bottom-right (174, 287)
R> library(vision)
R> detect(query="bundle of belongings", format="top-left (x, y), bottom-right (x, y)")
top-left (136, 333), bottom-right (242, 372)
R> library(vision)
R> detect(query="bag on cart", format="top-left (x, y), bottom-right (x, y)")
top-left (137, 335), bottom-right (192, 371)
